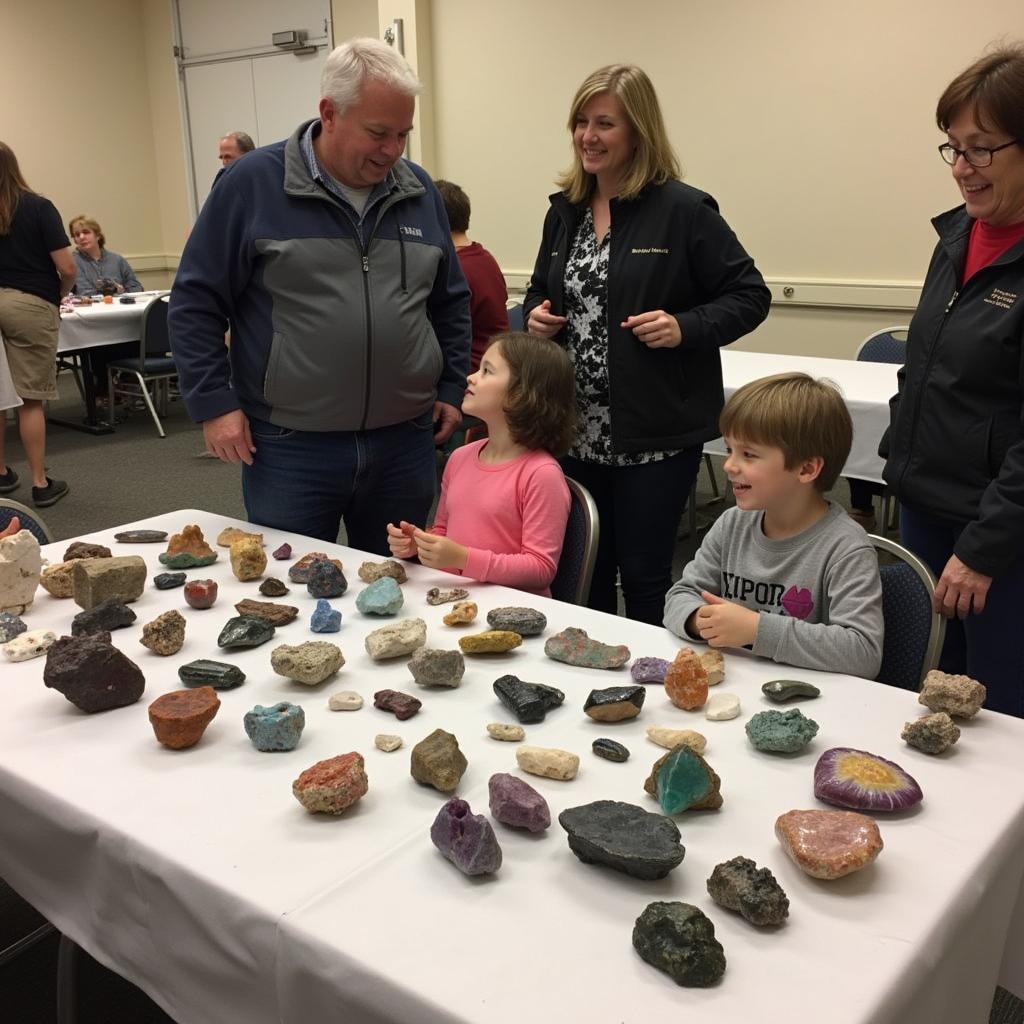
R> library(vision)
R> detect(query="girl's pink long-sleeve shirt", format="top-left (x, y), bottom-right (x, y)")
top-left (430, 440), bottom-right (570, 596)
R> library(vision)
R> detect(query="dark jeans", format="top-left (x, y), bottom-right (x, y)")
top-left (242, 413), bottom-right (437, 553)
top-left (561, 447), bottom-right (703, 625)
top-left (900, 503), bottom-right (1024, 718)
top-left (848, 477), bottom-right (884, 512)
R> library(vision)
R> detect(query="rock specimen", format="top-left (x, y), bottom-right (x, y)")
top-left (0, 530), bottom-right (42, 614)
top-left (489, 772), bottom-right (550, 832)
top-left (919, 670), bottom-right (987, 719)
top-left (259, 577), bottom-right (289, 597)
top-left (700, 649), bottom-right (725, 685)
top-left (775, 808), bottom-right (883, 879)
top-left (244, 702), bottom-right (305, 751)
top-left (292, 753), bottom-right (368, 815)
top-left (375, 734), bottom-right (403, 752)
top-left (632, 902), bottom-right (726, 987)
top-left (356, 577), bottom-right (403, 615)
top-left (443, 600), bottom-right (478, 626)
top-left (364, 618), bottom-right (427, 660)
top-left (813, 748), bottom-right (923, 812)
top-left (178, 659), bottom-right (245, 690)
top-left (516, 745), bottom-right (579, 781)
top-left (707, 857), bottom-right (789, 926)
top-left (358, 559), bottom-right (407, 584)
top-left (487, 723), bottom-right (525, 742)
top-left (761, 678), bottom-right (821, 703)
top-left (43, 632), bottom-right (144, 710)
top-left (71, 556), bottom-right (147, 610)
top-left (217, 616), bottom-right (275, 649)
top-left (148, 687), bottom-right (220, 748)
top-left (272, 542), bottom-right (292, 561)
top-left (583, 684), bottom-right (646, 722)
top-left (705, 693), bottom-right (741, 721)
top-left (159, 525), bottom-right (217, 569)
top-left (374, 688), bottom-right (422, 720)
top-left (411, 729), bottom-right (468, 791)
top-left (664, 648), bottom-right (709, 710)
top-left (230, 536), bottom-right (267, 582)
top-left (153, 571), bottom-right (186, 590)
top-left (544, 626), bottom-right (629, 669)
top-left (493, 674), bottom-right (565, 723)
top-left (408, 647), bottom-right (465, 688)
top-left (631, 656), bottom-right (670, 684)
top-left (71, 598), bottom-right (137, 636)
top-left (559, 800), bottom-right (684, 879)
top-left (902, 712), bottom-right (961, 754)
top-left (271, 641), bottom-right (344, 685)
top-left (485, 606), bottom-right (546, 636)
top-left (645, 745), bottom-right (723, 813)
top-left (39, 562), bottom-right (76, 599)
top-left (306, 561), bottom-right (347, 599)
top-left (217, 527), bottom-right (263, 548)
top-left (328, 691), bottom-right (363, 711)
top-left (459, 629), bottom-right (522, 654)
top-left (114, 529), bottom-right (167, 543)
top-left (430, 798), bottom-right (503, 875)
top-left (646, 726), bottom-right (707, 753)
top-left (426, 587), bottom-right (469, 605)
top-left (184, 579), bottom-right (218, 609)
top-left (3, 628), bottom-right (57, 661)
top-left (592, 738), bottom-right (630, 762)
top-left (745, 708), bottom-right (819, 753)
top-left (310, 599), bottom-right (341, 633)
top-left (288, 552), bottom-right (344, 583)
top-left (64, 541), bottom-right (112, 561)
top-left (234, 598), bottom-right (299, 626)
top-left (0, 612), bottom-right (26, 643)
top-left (140, 609), bottom-right (186, 656)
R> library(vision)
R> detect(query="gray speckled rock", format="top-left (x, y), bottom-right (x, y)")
top-left (408, 647), bottom-right (465, 688)
top-left (706, 856), bottom-right (789, 926)
top-left (918, 670), bottom-right (986, 719)
top-left (901, 712), bottom-right (961, 754)
top-left (364, 618), bottom-right (427, 660)
top-left (485, 606), bottom-right (547, 636)
top-left (0, 611), bottom-right (28, 643)
top-left (271, 641), bottom-right (344, 685)
top-left (633, 902), bottom-right (726, 986)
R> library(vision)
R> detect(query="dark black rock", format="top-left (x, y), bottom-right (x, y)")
top-left (178, 659), bottom-right (246, 690)
top-left (706, 856), bottom-right (789, 926)
top-left (217, 616), bottom-right (275, 649)
top-left (632, 902), bottom-right (726, 987)
top-left (485, 606), bottom-right (547, 636)
top-left (259, 577), bottom-right (290, 597)
top-left (43, 632), bottom-right (145, 713)
top-left (558, 800), bottom-right (685, 880)
top-left (583, 684), bottom-right (646, 721)
top-left (306, 561), bottom-right (347, 599)
top-left (71, 598), bottom-right (137, 636)
top-left (114, 530), bottom-right (168, 543)
top-left (493, 674), bottom-right (565, 724)
top-left (154, 572), bottom-right (187, 590)
top-left (592, 738), bottom-right (630, 762)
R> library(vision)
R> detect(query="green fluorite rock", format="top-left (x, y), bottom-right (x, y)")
top-left (644, 745), bottom-right (723, 813)
top-left (745, 708), bottom-right (819, 753)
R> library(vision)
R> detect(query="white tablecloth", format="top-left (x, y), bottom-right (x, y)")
top-left (0, 509), bottom-right (1021, 1024)
top-left (57, 293), bottom-right (159, 353)
top-left (706, 351), bottom-right (900, 485)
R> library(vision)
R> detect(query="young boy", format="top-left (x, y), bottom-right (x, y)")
top-left (663, 373), bottom-right (884, 679)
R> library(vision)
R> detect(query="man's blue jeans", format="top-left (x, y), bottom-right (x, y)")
top-left (242, 413), bottom-right (437, 554)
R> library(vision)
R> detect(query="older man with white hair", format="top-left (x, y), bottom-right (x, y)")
top-left (170, 38), bottom-right (471, 549)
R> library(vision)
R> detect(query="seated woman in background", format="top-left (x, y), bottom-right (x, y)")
top-left (69, 216), bottom-right (142, 296)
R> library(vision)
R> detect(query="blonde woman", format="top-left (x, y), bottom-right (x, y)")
top-left (525, 65), bottom-right (769, 623)
top-left (69, 215), bottom-right (142, 297)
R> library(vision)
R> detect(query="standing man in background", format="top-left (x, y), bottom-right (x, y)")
top-left (218, 131), bottom-right (255, 168)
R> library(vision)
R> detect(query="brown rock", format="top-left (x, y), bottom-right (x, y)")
top-left (443, 601), bottom-right (478, 626)
top-left (165, 524), bottom-right (216, 560)
top-left (72, 556), bottom-right (147, 610)
top-left (234, 598), bottom-right (299, 626)
top-left (39, 562), bottom-right (77, 599)
top-left (43, 632), bottom-right (145, 712)
top-left (63, 541), bottom-right (112, 561)
top-left (358, 559), bottom-right (408, 584)
top-left (919, 670), bottom-right (986, 719)
top-left (775, 808), bottom-right (883, 880)
top-left (664, 648), bottom-right (709, 710)
top-left (259, 577), bottom-right (289, 597)
top-left (410, 729), bottom-right (468, 792)
top-left (289, 552), bottom-right (345, 583)
top-left (217, 526), bottom-right (264, 548)
top-left (140, 609), bottom-right (186, 656)
top-left (230, 536), bottom-right (267, 582)
top-left (148, 687), bottom-right (221, 749)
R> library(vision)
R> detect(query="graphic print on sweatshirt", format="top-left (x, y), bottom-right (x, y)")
top-left (721, 572), bottom-right (816, 620)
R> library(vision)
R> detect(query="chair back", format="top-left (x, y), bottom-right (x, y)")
top-left (869, 534), bottom-right (945, 690)
top-left (142, 295), bottom-right (172, 358)
top-left (550, 477), bottom-right (599, 605)
top-left (507, 302), bottom-right (524, 332)
top-left (0, 498), bottom-right (53, 545)
top-left (857, 326), bottom-right (909, 364)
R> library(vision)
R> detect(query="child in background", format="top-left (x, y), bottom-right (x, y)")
top-left (387, 332), bottom-right (576, 596)
top-left (663, 372), bottom-right (884, 678)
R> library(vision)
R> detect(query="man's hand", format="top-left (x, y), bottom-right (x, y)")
top-left (527, 299), bottom-right (567, 339)
top-left (622, 310), bottom-right (681, 348)
top-left (694, 591), bottom-right (759, 648)
top-left (433, 401), bottom-right (461, 444)
top-left (386, 521), bottom-right (419, 559)
top-left (202, 410), bottom-right (256, 465)
top-left (0, 516), bottom-right (20, 540)
top-left (412, 528), bottom-right (468, 571)
top-left (934, 554), bottom-right (992, 619)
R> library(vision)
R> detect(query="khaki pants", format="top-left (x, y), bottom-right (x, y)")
top-left (0, 288), bottom-right (59, 401)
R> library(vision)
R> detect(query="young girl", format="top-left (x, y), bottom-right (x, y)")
top-left (387, 332), bottom-right (577, 596)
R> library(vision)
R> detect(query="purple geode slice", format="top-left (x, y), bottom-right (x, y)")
top-left (430, 798), bottom-right (503, 875)
top-left (631, 657), bottom-right (670, 684)
top-left (488, 772), bottom-right (551, 832)
top-left (813, 747), bottom-right (923, 812)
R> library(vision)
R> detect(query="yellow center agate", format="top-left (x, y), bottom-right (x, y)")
top-left (835, 753), bottom-right (901, 790)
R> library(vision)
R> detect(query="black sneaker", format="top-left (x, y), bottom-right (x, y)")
top-left (0, 467), bottom-right (17, 494)
top-left (32, 477), bottom-right (69, 508)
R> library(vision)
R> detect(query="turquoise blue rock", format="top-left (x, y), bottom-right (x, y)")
top-left (243, 702), bottom-right (305, 751)
top-left (356, 576), bottom-right (404, 616)
top-left (745, 708), bottom-right (819, 753)
top-left (310, 599), bottom-right (342, 633)
top-left (645, 746), bottom-right (724, 814)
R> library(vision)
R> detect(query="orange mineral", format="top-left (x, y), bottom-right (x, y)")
top-left (664, 648), bottom-right (710, 710)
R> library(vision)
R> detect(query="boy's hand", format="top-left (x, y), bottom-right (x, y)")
top-left (694, 591), bottom-right (759, 648)
top-left (386, 521), bottom-right (418, 559)
top-left (412, 529), bottom-right (468, 571)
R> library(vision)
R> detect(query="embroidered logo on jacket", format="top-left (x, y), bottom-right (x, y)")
top-left (400, 226), bottom-right (424, 238)
top-left (984, 288), bottom-right (1018, 310)
top-left (630, 247), bottom-right (670, 255)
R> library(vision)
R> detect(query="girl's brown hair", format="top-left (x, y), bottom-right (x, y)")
top-left (936, 43), bottom-right (1024, 142)
top-left (0, 142), bottom-right (33, 236)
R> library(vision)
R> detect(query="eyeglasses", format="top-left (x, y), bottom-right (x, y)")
top-left (938, 140), bottom-right (1020, 167)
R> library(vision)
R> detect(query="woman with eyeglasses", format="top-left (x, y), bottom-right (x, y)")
top-left (524, 64), bottom-right (770, 625)
top-left (883, 45), bottom-right (1024, 717)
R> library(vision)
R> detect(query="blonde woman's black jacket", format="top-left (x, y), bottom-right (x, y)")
top-left (883, 205), bottom-right (1024, 577)
top-left (524, 181), bottom-right (770, 454)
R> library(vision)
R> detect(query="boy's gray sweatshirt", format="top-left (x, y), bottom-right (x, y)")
top-left (663, 501), bottom-right (883, 679)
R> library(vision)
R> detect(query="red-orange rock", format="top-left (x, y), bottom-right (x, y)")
top-left (664, 648), bottom-right (709, 710)
top-left (292, 752), bottom-right (368, 814)
top-left (148, 687), bottom-right (221, 749)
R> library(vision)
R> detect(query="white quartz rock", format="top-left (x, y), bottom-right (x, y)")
top-left (0, 530), bottom-right (43, 614)
top-left (328, 691), bottom-right (363, 711)
top-left (516, 745), bottom-right (579, 781)
top-left (646, 726), bottom-right (707, 753)
top-left (364, 618), bottom-right (427, 660)
top-left (705, 693), bottom-right (741, 721)
top-left (375, 734), bottom-right (403, 752)
top-left (3, 628), bottom-right (57, 662)
top-left (487, 723), bottom-right (525, 742)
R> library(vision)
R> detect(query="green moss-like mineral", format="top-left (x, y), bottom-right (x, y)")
top-left (632, 902), bottom-right (726, 986)
top-left (745, 708), bottom-right (819, 753)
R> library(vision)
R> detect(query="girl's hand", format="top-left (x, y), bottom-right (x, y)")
top-left (386, 522), bottom-right (417, 559)
top-left (622, 310), bottom-right (681, 348)
top-left (527, 299), bottom-right (567, 339)
top-left (694, 591), bottom-right (759, 648)
top-left (412, 529), bottom-right (469, 571)
top-left (933, 554), bottom-right (992, 618)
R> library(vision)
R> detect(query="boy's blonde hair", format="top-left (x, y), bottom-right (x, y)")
top-left (719, 373), bottom-right (852, 492)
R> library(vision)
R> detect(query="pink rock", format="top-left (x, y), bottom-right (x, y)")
top-left (775, 808), bottom-right (883, 879)
top-left (292, 752), bottom-right (368, 815)
top-left (184, 579), bottom-right (218, 610)
top-left (273, 543), bottom-right (292, 560)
